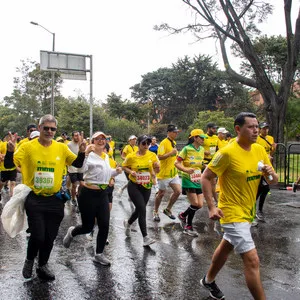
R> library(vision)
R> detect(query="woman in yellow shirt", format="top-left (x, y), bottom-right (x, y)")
top-left (122, 135), bottom-right (160, 247)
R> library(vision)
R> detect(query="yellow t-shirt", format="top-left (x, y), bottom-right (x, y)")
top-left (203, 135), bottom-right (219, 162)
top-left (208, 141), bottom-right (272, 224)
top-left (0, 141), bottom-right (16, 171)
top-left (16, 137), bottom-right (30, 149)
top-left (122, 144), bottom-right (138, 158)
top-left (256, 135), bottom-right (275, 155)
top-left (122, 150), bottom-right (159, 189)
top-left (109, 157), bottom-right (117, 168)
top-left (217, 138), bottom-right (228, 150)
top-left (14, 139), bottom-right (77, 195)
top-left (156, 137), bottom-right (178, 179)
top-left (108, 140), bottom-right (115, 158)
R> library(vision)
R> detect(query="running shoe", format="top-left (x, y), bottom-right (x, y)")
top-left (153, 210), bottom-right (160, 222)
top-left (251, 218), bottom-right (258, 227)
top-left (183, 225), bottom-right (198, 237)
top-left (36, 264), bottom-right (55, 280)
top-left (22, 259), bottom-right (34, 279)
top-left (93, 253), bottom-right (111, 266)
top-left (123, 219), bottom-right (131, 237)
top-left (163, 208), bottom-right (176, 220)
top-left (63, 226), bottom-right (75, 248)
top-left (292, 182), bottom-right (298, 193)
top-left (200, 276), bottom-right (225, 300)
top-left (256, 211), bottom-right (265, 222)
top-left (143, 236), bottom-right (156, 247)
top-left (86, 231), bottom-right (94, 241)
top-left (178, 212), bottom-right (186, 228)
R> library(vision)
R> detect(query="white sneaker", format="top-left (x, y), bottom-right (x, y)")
top-left (93, 253), bottom-right (111, 266)
top-left (143, 236), bottom-right (156, 247)
top-left (123, 219), bottom-right (131, 237)
top-left (63, 226), bottom-right (75, 248)
top-left (86, 231), bottom-right (93, 241)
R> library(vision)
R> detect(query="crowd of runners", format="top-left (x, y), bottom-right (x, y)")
top-left (0, 112), bottom-right (298, 300)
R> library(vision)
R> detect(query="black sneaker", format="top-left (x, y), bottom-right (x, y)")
top-left (22, 259), bottom-right (34, 279)
top-left (36, 264), bottom-right (55, 280)
top-left (200, 276), bottom-right (225, 300)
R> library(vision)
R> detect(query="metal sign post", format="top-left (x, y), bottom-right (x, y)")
top-left (40, 50), bottom-right (93, 136)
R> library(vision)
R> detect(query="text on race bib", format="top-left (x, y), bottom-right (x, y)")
top-left (34, 172), bottom-right (54, 189)
top-left (136, 172), bottom-right (151, 185)
top-left (190, 169), bottom-right (201, 183)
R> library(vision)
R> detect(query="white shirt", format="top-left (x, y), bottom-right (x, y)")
top-left (79, 152), bottom-right (119, 184)
top-left (68, 141), bottom-right (80, 173)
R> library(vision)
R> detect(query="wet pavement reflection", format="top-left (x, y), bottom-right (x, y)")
top-left (0, 173), bottom-right (300, 299)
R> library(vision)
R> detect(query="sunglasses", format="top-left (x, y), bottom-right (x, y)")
top-left (43, 126), bottom-right (57, 132)
top-left (141, 141), bottom-right (150, 146)
top-left (94, 137), bottom-right (106, 141)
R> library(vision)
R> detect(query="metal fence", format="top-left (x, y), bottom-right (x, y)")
top-left (271, 142), bottom-right (300, 186)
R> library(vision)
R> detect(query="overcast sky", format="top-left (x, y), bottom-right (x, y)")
top-left (0, 0), bottom-right (297, 104)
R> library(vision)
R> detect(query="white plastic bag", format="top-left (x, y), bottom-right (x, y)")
top-left (1, 184), bottom-right (31, 238)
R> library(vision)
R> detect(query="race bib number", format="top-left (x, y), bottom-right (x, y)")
top-left (136, 172), bottom-right (151, 185)
top-left (34, 172), bottom-right (54, 189)
top-left (209, 146), bottom-right (216, 155)
top-left (190, 170), bottom-right (201, 183)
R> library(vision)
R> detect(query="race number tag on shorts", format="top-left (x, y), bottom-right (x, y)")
top-left (190, 170), bottom-right (201, 183)
top-left (136, 172), bottom-right (151, 185)
top-left (34, 172), bottom-right (54, 189)
top-left (209, 146), bottom-right (216, 155)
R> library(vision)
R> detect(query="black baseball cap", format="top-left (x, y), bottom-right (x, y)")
top-left (167, 124), bottom-right (180, 132)
top-left (259, 122), bottom-right (269, 129)
top-left (27, 124), bottom-right (37, 131)
top-left (137, 135), bottom-right (151, 144)
top-left (206, 122), bottom-right (218, 129)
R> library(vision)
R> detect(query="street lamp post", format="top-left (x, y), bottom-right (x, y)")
top-left (30, 21), bottom-right (55, 116)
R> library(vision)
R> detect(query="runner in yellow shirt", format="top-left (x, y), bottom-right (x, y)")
top-left (122, 135), bottom-right (160, 246)
top-left (153, 125), bottom-right (182, 221)
top-left (255, 122), bottom-right (277, 223)
top-left (203, 122), bottom-right (219, 164)
top-left (216, 127), bottom-right (229, 150)
top-left (4, 114), bottom-right (86, 281)
top-left (16, 124), bottom-right (38, 149)
top-left (200, 112), bottom-right (278, 300)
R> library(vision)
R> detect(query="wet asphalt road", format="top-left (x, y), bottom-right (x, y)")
top-left (0, 173), bottom-right (300, 300)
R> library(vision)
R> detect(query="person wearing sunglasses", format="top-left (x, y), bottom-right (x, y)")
top-left (4, 114), bottom-right (87, 281)
top-left (16, 123), bottom-right (38, 149)
top-left (63, 131), bottom-right (122, 266)
top-left (122, 135), bottom-right (160, 246)
top-left (175, 129), bottom-right (207, 237)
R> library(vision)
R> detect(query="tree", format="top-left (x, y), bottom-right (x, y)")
top-left (131, 55), bottom-right (250, 128)
top-left (3, 59), bottom-right (62, 119)
top-left (190, 110), bottom-right (235, 136)
top-left (155, 0), bottom-right (300, 143)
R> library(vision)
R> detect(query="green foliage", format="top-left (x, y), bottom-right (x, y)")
top-left (189, 111), bottom-right (235, 137)
top-left (104, 118), bottom-right (143, 142)
top-left (235, 35), bottom-right (298, 83)
top-left (131, 55), bottom-right (249, 129)
top-left (285, 97), bottom-right (300, 141)
top-left (104, 92), bottom-right (149, 123)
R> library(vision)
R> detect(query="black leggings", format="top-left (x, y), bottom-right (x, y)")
top-left (25, 192), bottom-right (64, 266)
top-left (256, 178), bottom-right (270, 212)
top-left (127, 181), bottom-right (151, 237)
top-left (72, 187), bottom-right (110, 254)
